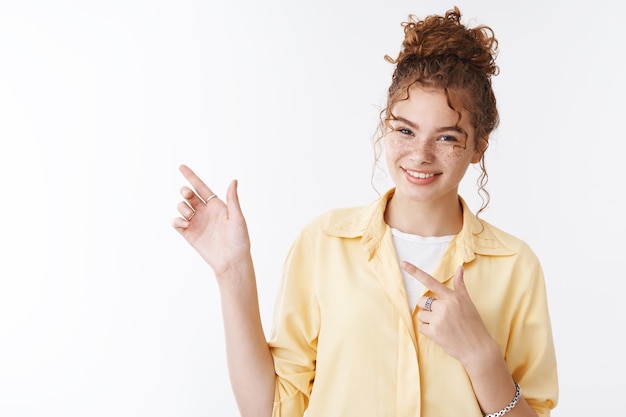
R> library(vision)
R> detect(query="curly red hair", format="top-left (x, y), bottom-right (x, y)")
top-left (375, 7), bottom-right (500, 213)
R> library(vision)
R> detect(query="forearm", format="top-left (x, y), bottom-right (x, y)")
top-left (463, 342), bottom-right (537, 417)
top-left (217, 256), bottom-right (275, 417)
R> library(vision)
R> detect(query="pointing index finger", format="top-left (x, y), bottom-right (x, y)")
top-left (179, 164), bottom-right (215, 203)
top-left (400, 261), bottom-right (451, 296)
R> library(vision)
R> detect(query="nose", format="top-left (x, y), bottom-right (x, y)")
top-left (408, 137), bottom-right (435, 164)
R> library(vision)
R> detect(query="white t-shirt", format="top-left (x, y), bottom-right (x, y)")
top-left (391, 228), bottom-right (454, 311)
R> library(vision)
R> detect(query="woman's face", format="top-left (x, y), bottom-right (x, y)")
top-left (384, 85), bottom-right (483, 205)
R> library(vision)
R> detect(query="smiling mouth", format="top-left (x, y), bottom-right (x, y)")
top-left (405, 169), bottom-right (438, 179)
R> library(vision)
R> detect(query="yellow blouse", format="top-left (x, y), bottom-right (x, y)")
top-left (269, 189), bottom-right (558, 416)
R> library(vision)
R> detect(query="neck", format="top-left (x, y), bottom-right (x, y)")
top-left (384, 191), bottom-right (463, 237)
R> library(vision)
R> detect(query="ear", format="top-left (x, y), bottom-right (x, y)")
top-left (471, 137), bottom-right (488, 163)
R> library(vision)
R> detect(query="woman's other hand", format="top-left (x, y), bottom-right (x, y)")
top-left (172, 164), bottom-right (251, 280)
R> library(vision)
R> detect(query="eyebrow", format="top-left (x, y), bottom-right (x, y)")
top-left (393, 116), bottom-right (464, 133)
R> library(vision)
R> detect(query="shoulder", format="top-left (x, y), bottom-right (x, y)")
top-left (479, 219), bottom-right (537, 256)
top-left (470, 218), bottom-right (546, 284)
top-left (282, 203), bottom-right (374, 272)
top-left (300, 204), bottom-right (372, 238)
top-left (460, 198), bottom-right (539, 261)
top-left (299, 190), bottom-right (390, 237)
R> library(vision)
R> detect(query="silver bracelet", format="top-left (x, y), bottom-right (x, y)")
top-left (483, 382), bottom-right (521, 417)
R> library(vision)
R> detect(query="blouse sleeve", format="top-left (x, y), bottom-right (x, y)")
top-left (267, 230), bottom-right (320, 417)
top-left (505, 248), bottom-right (559, 416)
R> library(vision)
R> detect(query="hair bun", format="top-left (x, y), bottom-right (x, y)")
top-left (386, 7), bottom-right (499, 78)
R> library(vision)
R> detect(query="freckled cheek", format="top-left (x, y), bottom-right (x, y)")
top-left (438, 153), bottom-right (456, 164)
top-left (439, 151), bottom-right (475, 178)
top-left (384, 138), bottom-right (413, 157)
top-left (443, 147), bottom-right (473, 163)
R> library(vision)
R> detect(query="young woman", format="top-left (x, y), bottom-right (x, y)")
top-left (172, 7), bottom-right (558, 417)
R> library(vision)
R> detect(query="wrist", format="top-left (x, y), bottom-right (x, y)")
top-left (214, 254), bottom-right (256, 288)
top-left (483, 381), bottom-right (521, 417)
top-left (212, 248), bottom-right (252, 274)
top-left (460, 338), bottom-right (502, 372)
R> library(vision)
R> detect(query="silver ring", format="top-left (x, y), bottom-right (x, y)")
top-left (205, 193), bottom-right (217, 203)
top-left (188, 211), bottom-right (196, 221)
top-left (424, 296), bottom-right (435, 312)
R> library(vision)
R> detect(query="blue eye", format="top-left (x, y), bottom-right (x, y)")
top-left (439, 135), bottom-right (458, 142)
top-left (398, 128), bottom-right (412, 135)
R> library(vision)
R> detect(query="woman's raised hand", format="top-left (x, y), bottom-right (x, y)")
top-left (172, 164), bottom-right (251, 279)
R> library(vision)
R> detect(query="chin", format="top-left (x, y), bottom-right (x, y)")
top-left (395, 186), bottom-right (434, 202)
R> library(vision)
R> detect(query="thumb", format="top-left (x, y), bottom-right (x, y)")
top-left (225, 179), bottom-right (244, 218)
top-left (453, 265), bottom-right (469, 296)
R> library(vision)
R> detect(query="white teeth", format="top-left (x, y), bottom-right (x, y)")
top-left (407, 170), bottom-right (435, 179)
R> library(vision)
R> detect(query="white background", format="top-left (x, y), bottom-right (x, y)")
top-left (1, 0), bottom-right (624, 415)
